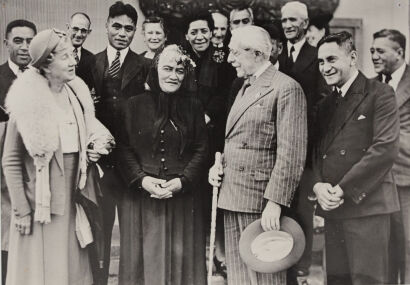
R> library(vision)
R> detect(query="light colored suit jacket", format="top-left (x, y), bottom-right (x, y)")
top-left (392, 65), bottom-right (410, 187)
top-left (218, 64), bottom-right (307, 213)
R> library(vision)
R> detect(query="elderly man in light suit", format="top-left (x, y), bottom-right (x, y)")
top-left (209, 25), bottom-right (307, 285)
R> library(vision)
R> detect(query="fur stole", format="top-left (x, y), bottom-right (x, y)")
top-left (5, 68), bottom-right (97, 223)
top-left (6, 68), bottom-right (95, 165)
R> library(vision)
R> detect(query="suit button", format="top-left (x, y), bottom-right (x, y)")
top-left (160, 140), bottom-right (165, 144)
top-left (163, 167), bottom-right (168, 171)
top-left (161, 158), bottom-right (165, 162)
top-left (112, 96), bottom-right (117, 100)
top-left (322, 154), bottom-right (327, 159)
top-left (160, 148), bottom-right (165, 153)
top-left (239, 166), bottom-right (244, 171)
top-left (340, 150), bottom-right (346, 156)
top-left (242, 142), bottom-right (247, 148)
top-left (160, 130), bottom-right (165, 134)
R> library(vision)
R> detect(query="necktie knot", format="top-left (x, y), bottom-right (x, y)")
top-left (19, 65), bottom-right (28, 73)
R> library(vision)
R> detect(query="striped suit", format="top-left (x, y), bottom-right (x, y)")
top-left (218, 64), bottom-right (307, 284)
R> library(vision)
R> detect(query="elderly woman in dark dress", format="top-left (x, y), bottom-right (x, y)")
top-left (117, 44), bottom-right (209, 285)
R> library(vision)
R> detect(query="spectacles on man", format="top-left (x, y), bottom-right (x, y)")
top-left (231, 18), bottom-right (251, 26)
top-left (70, 26), bottom-right (89, 34)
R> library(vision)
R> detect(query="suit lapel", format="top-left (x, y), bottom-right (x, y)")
top-left (121, 50), bottom-right (143, 90)
top-left (323, 73), bottom-right (368, 152)
top-left (396, 65), bottom-right (410, 108)
top-left (225, 65), bottom-right (276, 137)
top-left (291, 42), bottom-right (316, 73)
top-left (92, 51), bottom-right (107, 95)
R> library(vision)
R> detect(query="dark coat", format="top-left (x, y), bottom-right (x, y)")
top-left (279, 41), bottom-right (329, 163)
top-left (0, 62), bottom-right (15, 121)
top-left (116, 91), bottom-right (209, 190)
top-left (76, 48), bottom-right (95, 90)
top-left (313, 72), bottom-right (400, 219)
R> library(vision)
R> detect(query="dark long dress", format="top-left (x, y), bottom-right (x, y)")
top-left (117, 92), bottom-right (208, 285)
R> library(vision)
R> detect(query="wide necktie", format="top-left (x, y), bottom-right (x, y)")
top-left (108, 50), bottom-right (121, 78)
top-left (333, 88), bottom-right (343, 106)
top-left (73, 47), bottom-right (80, 66)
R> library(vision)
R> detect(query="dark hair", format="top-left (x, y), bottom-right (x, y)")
top-left (70, 12), bottom-right (91, 25)
top-left (6, 19), bottom-right (37, 38)
top-left (184, 10), bottom-right (214, 35)
top-left (317, 31), bottom-right (356, 53)
top-left (260, 22), bottom-right (284, 42)
top-left (108, 1), bottom-right (138, 24)
top-left (373, 29), bottom-right (406, 56)
top-left (142, 16), bottom-right (168, 36)
top-left (309, 14), bottom-right (332, 37)
top-left (229, 5), bottom-right (254, 22)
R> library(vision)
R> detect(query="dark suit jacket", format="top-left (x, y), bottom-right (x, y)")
top-left (91, 49), bottom-right (150, 137)
top-left (391, 65), bottom-right (410, 187)
top-left (116, 92), bottom-right (209, 189)
top-left (313, 72), bottom-right (400, 219)
top-left (76, 48), bottom-right (95, 90)
top-left (279, 40), bottom-right (329, 165)
top-left (0, 62), bottom-right (14, 250)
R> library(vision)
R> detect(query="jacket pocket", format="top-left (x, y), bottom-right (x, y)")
top-left (252, 169), bottom-right (271, 181)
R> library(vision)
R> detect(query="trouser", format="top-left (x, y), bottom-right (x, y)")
top-left (99, 165), bottom-right (124, 285)
top-left (388, 186), bottom-right (410, 284)
top-left (2, 250), bottom-right (7, 285)
top-left (223, 210), bottom-right (286, 285)
top-left (325, 214), bottom-right (390, 285)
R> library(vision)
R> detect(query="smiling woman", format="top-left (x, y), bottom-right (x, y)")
top-left (3, 28), bottom-right (113, 285)
top-left (141, 16), bottom-right (167, 60)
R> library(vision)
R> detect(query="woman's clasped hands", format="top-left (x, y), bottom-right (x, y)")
top-left (141, 176), bottom-right (182, 199)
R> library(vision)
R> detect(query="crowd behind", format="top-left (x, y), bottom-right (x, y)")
top-left (0, 1), bottom-right (409, 285)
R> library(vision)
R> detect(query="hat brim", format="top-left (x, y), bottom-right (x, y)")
top-left (239, 216), bottom-right (306, 273)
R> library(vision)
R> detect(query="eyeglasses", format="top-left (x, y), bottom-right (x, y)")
top-left (231, 18), bottom-right (251, 26)
top-left (69, 26), bottom-right (89, 34)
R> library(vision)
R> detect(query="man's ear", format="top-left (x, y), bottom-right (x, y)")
top-left (350, 50), bottom-right (358, 66)
top-left (278, 42), bottom-right (283, 55)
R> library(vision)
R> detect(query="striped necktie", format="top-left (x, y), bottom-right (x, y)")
top-left (73, 48), bottom-right (80, 66)
top-left (108, 50), bottom-right (121, 78)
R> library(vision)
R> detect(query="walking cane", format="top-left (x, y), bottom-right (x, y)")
top-left (208, 152), bottom-right (222, 285)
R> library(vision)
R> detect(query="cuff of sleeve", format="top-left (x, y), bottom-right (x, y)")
top-left (129, 174), bottom-right (148, 190)
top-left (339, 182), bottom-right (366, 204)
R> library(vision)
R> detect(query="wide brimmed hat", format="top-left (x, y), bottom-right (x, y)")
top-left (239, 216), bottom-right (305, 273)
top-left (29, 28), bottom-right (65, 68)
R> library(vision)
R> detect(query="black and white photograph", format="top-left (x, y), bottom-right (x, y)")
top-left (0, 0), bottom-right (409, 284)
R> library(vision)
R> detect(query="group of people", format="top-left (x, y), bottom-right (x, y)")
top-left (0, 1), bottom-right (409, 285)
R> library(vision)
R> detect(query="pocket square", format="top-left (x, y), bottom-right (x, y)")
top-left (357, 115), bottom-right (366, 120)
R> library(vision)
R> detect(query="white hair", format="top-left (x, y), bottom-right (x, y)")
top-left (229, 7), bottom-right (254, 23)
top-left (230, 25), bottom-right (272, 59)
top-left (281, 1), bottom-right (308, 20)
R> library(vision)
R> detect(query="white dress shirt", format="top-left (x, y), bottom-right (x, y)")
top-left (8, 59), bottom-right (19, 76)
top-left (384, 62), bottom-right (406, 91)
top-left (338, 70), bottom-right (359, 97)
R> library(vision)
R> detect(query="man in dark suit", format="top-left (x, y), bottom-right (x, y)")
top-left (67, 12), bottom-right (95, 89)
top-left (0, 19), bottom-right (36, 285)
top-left (278, 2), bottom-right (326, 279)
top-left (209, 25), bottom-right (307, 285)
top-left (371, 29), bottom-right (410, 284)
top-left (91, 2), bottom-right (149, 284)
top-left (314, 31), bottom-right (400, 285)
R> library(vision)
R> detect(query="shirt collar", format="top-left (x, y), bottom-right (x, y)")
top-left (387, 62), bottom-right (406, 91)
top-left (287, 37), bottom-right (306, 61)
top-left (8, 59), bottom-right (19, 76)
top-left (107, 44), bottom-right (129, 67)
top-left (338, 70), bottom-right (359, 97)
top-left (253, 61), bottom-right (271, 79)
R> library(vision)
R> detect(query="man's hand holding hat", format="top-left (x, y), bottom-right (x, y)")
top-left (261, 201), bottom-right (281, 231)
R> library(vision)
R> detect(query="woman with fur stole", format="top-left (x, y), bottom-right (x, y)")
top-left (2, 29), bottom-right (113, 285)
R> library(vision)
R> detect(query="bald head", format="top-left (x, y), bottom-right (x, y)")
top-left (211, 12), bottom-right (228, 46)
top-left (67, 12), bottom-right (91, 48)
